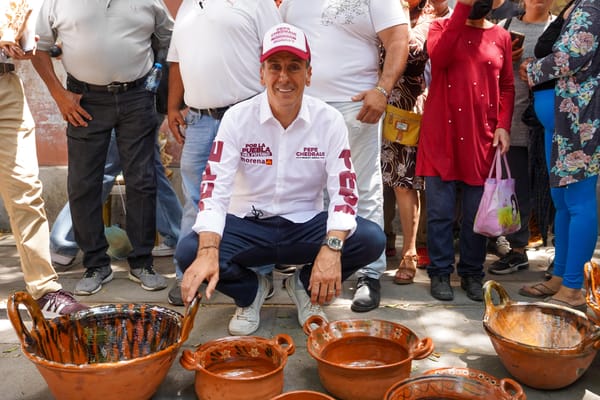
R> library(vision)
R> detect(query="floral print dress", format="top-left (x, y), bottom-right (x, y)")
top-left (527, 0), bottom-right (600, 187)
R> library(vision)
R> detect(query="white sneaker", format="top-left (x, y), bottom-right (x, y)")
top-left (228, 273), bottom-right (270, 336)
top-left (152, 242), bottom-right (175, 257)
top-left (285, 270), bottom-right (328, 327)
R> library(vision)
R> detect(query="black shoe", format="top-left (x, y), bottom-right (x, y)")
top-left (274, 264), bottom-right (298, 274)
top-left (351, 276), bottom-right (381, 312)
top-left (430, 274), bottom-right (454, 301)
top-left (461, 275), bottom-right (483, 302)
top-left (265, 272), bottom-right (275, 300)
top-left (488, 250), bottom-right (529, 275)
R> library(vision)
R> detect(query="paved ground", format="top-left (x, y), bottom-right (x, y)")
top-left (1, 233), bottom-right (599, 400)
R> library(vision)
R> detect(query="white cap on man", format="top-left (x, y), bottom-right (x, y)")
top-left (260, 23), bottom-right (311, 63)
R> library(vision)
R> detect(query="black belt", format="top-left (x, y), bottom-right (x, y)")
top-left (0, 63), bottom-right (15, 74)
top-left (189, 105), bottom-right (231, 120)
top-left (67, 74), bottom-right (146, 94)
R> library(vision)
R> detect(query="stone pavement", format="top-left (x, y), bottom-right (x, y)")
top-left (1, 233), bottom-right (599, 400)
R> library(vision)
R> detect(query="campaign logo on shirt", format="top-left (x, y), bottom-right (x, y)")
top-left (296, 146), bottom-right (325, 159)
top-left (240, 143), bottom-right (273, 165)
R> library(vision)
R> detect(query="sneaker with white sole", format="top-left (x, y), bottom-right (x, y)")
top-left (36, 289), bottom-right (89, 318)
top-left (152, 242), bottom-right (175, 257)
top-left (285, 269), bottom-right (328, 327)
top-left (488, 250), bottom-right (529, 275)
top-left (74, 266), bottom-right (114, 295)
top-left (228, 273), bottom-right (270, 336)
top-left (50, 251), bottom-right (76, 267)
top-left (129, 265), bottom-right (168, 291)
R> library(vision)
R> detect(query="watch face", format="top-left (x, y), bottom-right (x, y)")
top-left (327, 237), bottom-right (343, 251)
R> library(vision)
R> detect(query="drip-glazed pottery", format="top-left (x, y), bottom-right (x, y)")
top-left (584, 261), bottom-right (600, 321)
top-left (7, 291), bottom-right (199, 400)
top-left (180, 334), bottom-right (295, 400)
top-left (384, 367), bottom-right (526, 399)
top-left (483, 280), bottom-right (600, 389)
top-left (271, 390), bottom-right (336, 399)
top-left (303, 316), bottom-right (434, 400)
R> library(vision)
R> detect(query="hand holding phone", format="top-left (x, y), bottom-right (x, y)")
top-left (510, 31), bottom-right (525, 50)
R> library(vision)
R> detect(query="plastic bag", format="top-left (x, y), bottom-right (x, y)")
top-left (473, 148), bottom-right (521, 237)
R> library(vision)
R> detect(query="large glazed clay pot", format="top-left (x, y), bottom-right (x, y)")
top-left (384, 367), bottom-right (526, 399)
top-left (180, 334), bottom-right (295, 400)
top-left (303, 316), bottom-right (433, 400)
top-left (271, 390), bottom-right (336, 400)
top-left (584, 261), bottom-right (600, 321)
top-left (483, 280), bottom-right (600, 389)
top-left (7, 291), bottom-right (199, 400)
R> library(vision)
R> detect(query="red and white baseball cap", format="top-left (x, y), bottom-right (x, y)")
top-left (260, 23), bottom-right (311, 63)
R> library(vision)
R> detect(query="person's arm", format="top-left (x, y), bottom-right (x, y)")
top-left (31, 50), bottom-right (92, 127)
top-left (527, 2), bottom-right (598, 87)
top-left (167, 61), bottom-right (186, 144)
top-left (181, 232), bottom-right (221, 305)
top-left (153, 0), bottom-right (174, 56)
top-left (353, 23), bottom-right (409, 123)
top-left (309, 229), bottom-right (349, 304)
top-left (495, 29), bottom-right (515, 154)
top-left (179, 113), bottom-right (241, 304)
top-left (426, 0), bottom-right (474, 69)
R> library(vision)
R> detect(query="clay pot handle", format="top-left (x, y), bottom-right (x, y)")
top-left (180, 349), bottom-right (201, 371)
top-left (7, 291), bottom-right (49, 348)
top-left (499, 378), bottom-right (525, 400)
top-left (584, 261), bottom-right (598, 310)
top-left (302, 315), bottom-right (327, 335)
top-left (273, 333), bottom-right (295, 356)
top-left (483, 280), bottom-right (510, 319)
top-left (411, 337), bottom-right (434, 360)
top-left (179, 294), bottom-right (201, 345)
top-left (580, 323), bottom-right (600, 351)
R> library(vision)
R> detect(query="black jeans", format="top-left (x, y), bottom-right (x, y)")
top-left (66, 80), bottom-right (157, 270)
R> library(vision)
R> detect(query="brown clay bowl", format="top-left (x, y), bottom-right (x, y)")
top-left (384, 367), bottom-right (526, 399)
top-left (483, 280), bottom-right (600, 389)
top-left (180, 334), bottom-right (295, 400)
top-left (271, 390), bottom-right (336, 399)
top-left (303, 316), bottom-right (434, 400)
top-left (584, 260), bottom-right (600, 321)
top-left (7, 291), bottom-right (199, 400)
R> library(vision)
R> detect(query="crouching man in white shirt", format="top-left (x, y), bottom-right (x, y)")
top-left (176, 23), bottom-right (385, 336)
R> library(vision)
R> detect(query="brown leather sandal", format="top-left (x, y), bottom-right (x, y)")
top-left (394, 255), bottom-right (418, 285)
top-left (518, 282), bottom-right (558, 299)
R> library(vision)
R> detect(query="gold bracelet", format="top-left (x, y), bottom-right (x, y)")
top-left (199, 245), bottom-right (219, 251)
top-left (374, 85), bottom-right (389, 98)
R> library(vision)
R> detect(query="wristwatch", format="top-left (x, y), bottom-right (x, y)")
top-left (322, 236), bottom-right (344, 252)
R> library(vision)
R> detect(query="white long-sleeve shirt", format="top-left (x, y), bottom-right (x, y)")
top-left (192, 92), bottom-right (359, 237)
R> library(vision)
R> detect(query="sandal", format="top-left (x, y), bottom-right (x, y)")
top-left (394, 255), bottom-right (418, 285)
top-left (546, 297), bottom-right (587, 314)
top-left (518, 282), bottom-right (558, 299)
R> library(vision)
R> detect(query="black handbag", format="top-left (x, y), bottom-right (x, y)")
top-left (534, 0), bottom-right (576, 58)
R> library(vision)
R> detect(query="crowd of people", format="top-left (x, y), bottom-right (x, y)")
top-left (1, 0), bottom-right (598, 332)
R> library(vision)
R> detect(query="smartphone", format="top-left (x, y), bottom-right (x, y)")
top-left (510, 31), bottom-right (525, 50)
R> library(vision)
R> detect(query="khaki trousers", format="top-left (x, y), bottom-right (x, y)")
top-left (0, 71), bottom-right (61, 299)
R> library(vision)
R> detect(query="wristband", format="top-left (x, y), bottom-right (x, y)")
top-left (199, 245), bottom-right (219, 251)
top-left (374, 85), bottom-right (389, 98)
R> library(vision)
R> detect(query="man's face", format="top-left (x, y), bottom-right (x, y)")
top-left (260, 51), bottom-right (312, 118)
